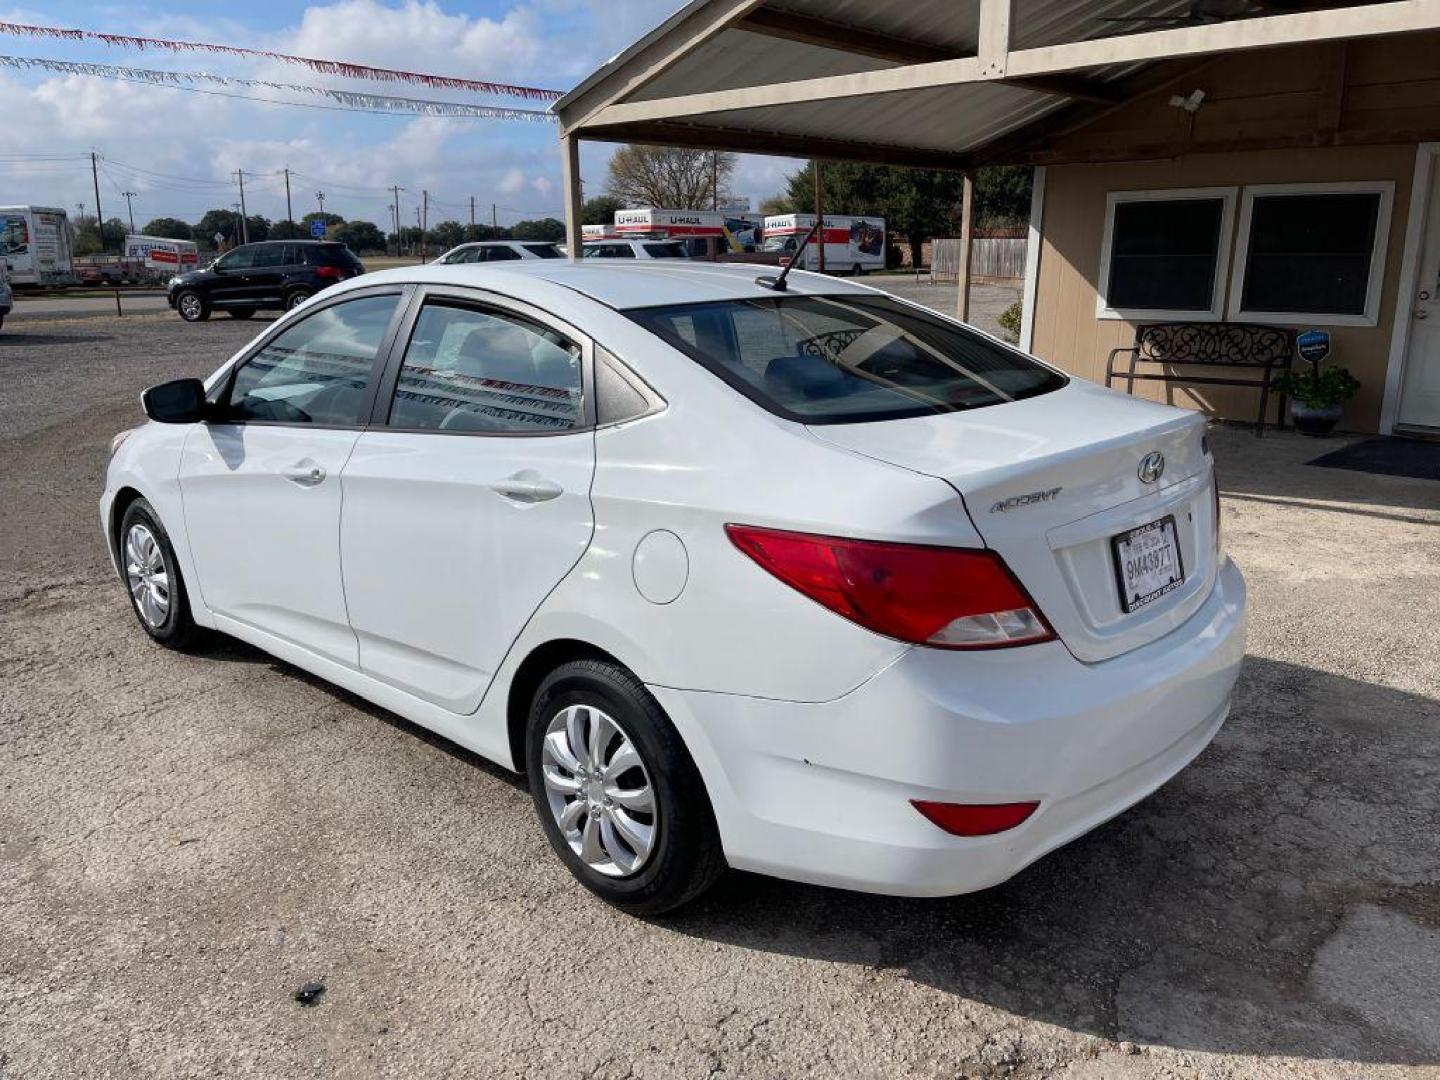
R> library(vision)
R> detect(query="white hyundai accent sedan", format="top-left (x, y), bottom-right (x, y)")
top-left (102, 260), bottom-right (1245, 914)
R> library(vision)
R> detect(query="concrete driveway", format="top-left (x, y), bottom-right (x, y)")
top-left (1, 313), bottom-right (1437, 1079)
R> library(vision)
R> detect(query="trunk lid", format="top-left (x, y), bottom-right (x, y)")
top-left (808, 381), bottom-right (1218, 662)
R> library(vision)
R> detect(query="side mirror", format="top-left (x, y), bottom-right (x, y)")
top-left (142, 378), bottom-right (208, 423)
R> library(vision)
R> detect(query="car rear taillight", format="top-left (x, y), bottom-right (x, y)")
top-left (725, 525), bottom-right (1054, 649)
top-left (314, 265), bottom-right (344, 280)
top-left (911, 800), bottom-right (1039, 836)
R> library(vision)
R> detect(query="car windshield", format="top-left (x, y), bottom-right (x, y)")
top-left (760, 236), bottom-right (795, 253)
top-left (625, 294), bottom-right (1066, 424)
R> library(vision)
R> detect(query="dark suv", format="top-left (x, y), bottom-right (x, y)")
top-left (168, 241), bottom-right (365, 322)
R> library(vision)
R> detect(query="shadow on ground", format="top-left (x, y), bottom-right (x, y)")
top-left (215, 633), bottom-right (1440, 1070)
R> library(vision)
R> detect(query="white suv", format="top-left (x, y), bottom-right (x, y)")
top-left (583, 239), bottom-right (689, 260)
top-left (434, 241), bottom-right (562, 264)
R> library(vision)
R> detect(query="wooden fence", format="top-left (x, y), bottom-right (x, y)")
top-left (929, 238), bottom-right (1027, 283)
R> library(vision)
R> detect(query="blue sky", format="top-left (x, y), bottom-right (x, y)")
top-left (0, 1), bottom-right (800, 229)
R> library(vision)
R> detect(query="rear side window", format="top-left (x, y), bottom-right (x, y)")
top-left (251, 245), bottom-right (287, 268)
top-left (643, 242), bottom-right (687, 258)
top-left (625, 294), bottom-right (1066, 424)
top-left (525, 244), bottom-right (562, 259)
top-left (483, 246), bottom-right (521, 262)
top-left (226, 294), bottom-right (399, 425)
top-left (387, 302), bottom-right (583, 433)
top-left (305, 245), bottom-right (363, 268)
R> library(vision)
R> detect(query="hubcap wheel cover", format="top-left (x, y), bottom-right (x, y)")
top-left (541, 704), bottom-right (657, 878)
top-left (286, 292), bottom-right (308, 309)
top-left (124, 523), bottom-right (170, 629)
top-left (179, 295), bottom-right (200, 318)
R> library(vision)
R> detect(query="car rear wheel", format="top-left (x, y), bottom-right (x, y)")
top-left (118, 498), bottom-right (201, 650)
top-left (175, 290), bottom-right (209, 322)
top-left (284, 288), bottom-right (312, 311)
top-left (526, 659), bottom-right (725, 914)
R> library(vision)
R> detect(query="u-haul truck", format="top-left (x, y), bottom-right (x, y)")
top-left (124, 234), bottom-right (199, 282)
top-left (761, 213), bottom-right (886, 274)
top-left (0, 205), bottom-right (75, 286)
top-left (612, 208), bottom-right (763, 255)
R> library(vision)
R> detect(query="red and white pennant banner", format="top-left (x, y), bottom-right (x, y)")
top-left (0, 54), bottom-right (557, 120)
top-left (0, 21), bottom-right (563, 101)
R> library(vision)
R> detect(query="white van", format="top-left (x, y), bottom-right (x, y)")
top-left (0, 206), bottom-right (75, 286)
top-left (761, 213), bottom-right (886, 275)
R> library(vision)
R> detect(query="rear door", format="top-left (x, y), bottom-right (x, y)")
top-left (339, 287), bottom-right (596, 712)
top-left (178, 287), bottom-right (408, 664)
top-left (244, 244), bottom-right (288, 306)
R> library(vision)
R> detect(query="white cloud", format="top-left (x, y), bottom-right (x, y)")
top-left (530, 175), bottom-right (554, 197)
top-left (499, 168), bottom-right (526, 194)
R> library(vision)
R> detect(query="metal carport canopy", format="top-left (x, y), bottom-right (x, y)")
top-left (551, 0), bottom-right (1440, 252)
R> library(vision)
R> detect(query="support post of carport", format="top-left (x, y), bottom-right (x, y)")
top-left (956, 172), bottom-right (974, 323)
top-left (561, 134), bottom-right (583, 261)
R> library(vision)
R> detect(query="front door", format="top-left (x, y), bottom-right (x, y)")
top-left (339, 291), bottom-right (596, 713)
top-left (207, 245), bottom-right (257, 307)
top-left (179, 289), bottom-right (406, 665)
top-left (1399, 158), bottom-right (1440, 429)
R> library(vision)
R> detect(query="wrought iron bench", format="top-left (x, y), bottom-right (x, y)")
top-left (1105, 322), bottom-right (1295, 436)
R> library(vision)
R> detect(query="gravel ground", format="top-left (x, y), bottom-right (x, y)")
top-left (1, 310), bottom-right (1437, 1080)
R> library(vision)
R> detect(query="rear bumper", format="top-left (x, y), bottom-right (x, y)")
top-left (650, 557), bottom-right (1246, 897)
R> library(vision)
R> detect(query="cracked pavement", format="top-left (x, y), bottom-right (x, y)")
top-left (1, 311), bottom-right (1438, 1078)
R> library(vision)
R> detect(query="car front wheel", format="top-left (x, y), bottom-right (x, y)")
top-left (175, 290), bottom-right (209, 322)
top-left (526, 659), bottom-right (725, 914)
top-left (118, 498), bottom-right (201, 650)
top-left (284, 288), bottom-right (312, 311)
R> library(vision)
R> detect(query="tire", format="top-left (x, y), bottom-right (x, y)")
top-left (175, 290), bottom-right (209, 322)
top-left (228, 308), bottom-right (256, 319)
top-left (283, 288), bottom-right (313, 311)
top-left (118, 498), bottom-right (201, 651)
top-left (852, 263), bottom-right (865, 277)
top-left (526, 659), bottom-right (725, 915)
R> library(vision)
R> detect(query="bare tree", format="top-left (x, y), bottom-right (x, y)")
top-left (605, 146), bottom-right (737, 209)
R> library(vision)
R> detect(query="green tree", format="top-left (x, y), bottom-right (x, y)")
top-left (605, 145), bottom-right (736, 209)
top-left (300, 211), bottom-right (345, 236)
top-left (462, 223), bottom-right (510, 243)
top-left (72, 215), bottom-right (127, 254)
top-left (510, 218), bottom-right (565, 243)
top-left (194, 209), bottom-right (243, 247)
top-left (269, 219), bottom-right (305, 240)
top-left (581, 195), bottom-right (625, 226)
top-left (972, 166), bottom-right (1033, 230)
top-left (140, 217), bottom-right (193, 240)
top-left (430, 220), bottom-right (466, 252)
top-left (243, 215), bottom-right (271, 243)
top-left (757, 194), bottom-right (790, 216)
top-left (332, 220), bottom-right (387, 254)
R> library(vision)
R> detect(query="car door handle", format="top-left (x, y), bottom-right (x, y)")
top-left (282, 460), bottom-right (326, 487)
top-left (490, 473), bottom-right (563, 503)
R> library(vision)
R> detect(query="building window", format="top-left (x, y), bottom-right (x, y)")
top-left (1097, 187), bottom-right (1237, 321)
top-left (1229, 182), bottom-right (1393, 326)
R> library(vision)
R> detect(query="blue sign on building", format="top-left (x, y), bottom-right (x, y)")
top-left (1296, 329), bottom-right (1331, 365)
top-left (310, 220), bottom-right (327, 239)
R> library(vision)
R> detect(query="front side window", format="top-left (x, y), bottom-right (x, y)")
top-left (215, 247), bottom-right (256, 271)
top-left (251, 245), bottom-right (286, 268)
top-left (1099, 189), bottom-right (1235, 319)
top-left (388, 302), bottom-right (583, 433)
top-left (440, 247), bottom-right (475, 265)
top-left (225, 294), bottom-right (400, 425)
top-left (627, 294), bottom-right (1065, 424)
top-left (1232, 184), bottom-right (1391, 323)
top-left (584, 244), bottom-right (634, 259)
top-left (482, 246), bottom-right (521, 262)
top-left (525, 244), bottom-right (562, 259)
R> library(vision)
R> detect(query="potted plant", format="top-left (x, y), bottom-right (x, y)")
top-left (1272, 361), bottom-right (1360, 437)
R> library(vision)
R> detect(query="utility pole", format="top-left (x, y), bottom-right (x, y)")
top-left (92, 151), bottom-right (121, 315)
top-left (283, 167), bottom-right (294, 227)
top-left (121, 191), bottom-right (138, 233)
top-left (235, 169), bottom-right (249, 244)
top-left (415, 204), bottom-right (424, 264)
top-left (316, 190), bottom-right (326, 216)
top-left (389, 185), bottom-right (404, 254)
top-left (711, 151), bottom-right (718, 211)
top-left (420, 190), bottom-right (429, 264)
top-left (491, 203), bottom-right (497, 229)
top-left (813, 159), bottom-right (825, 274)
top-left (469, 195), bottom-right (476, 229)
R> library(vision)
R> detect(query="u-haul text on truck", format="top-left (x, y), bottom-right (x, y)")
top-left (0, 205), bottom-right (75, 286)
top-left (124, 234), bottom-right (199, 281)
top-left (761, 214), bottom-right (886, 274)
top-left (612, 208), bottom-right (763, 254)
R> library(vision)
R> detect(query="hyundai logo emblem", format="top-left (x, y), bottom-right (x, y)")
top-left (1138, 451), bottom-right (1165, 484)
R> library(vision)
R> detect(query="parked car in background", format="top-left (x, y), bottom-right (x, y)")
top-left (105, 260), bottom-right (1244, 915)
top-left (167, 240), bottom-right (365, 321)
top-left (434, 241), bottom-right (563, 264)
top-left (583, 239), bottom-right (689, 260)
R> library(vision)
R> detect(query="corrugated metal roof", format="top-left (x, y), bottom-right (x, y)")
top-left (560, 0), bottom-right (1201, 160)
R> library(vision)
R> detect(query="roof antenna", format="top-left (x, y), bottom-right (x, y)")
top-left (756, 217), bottom-right (822, 292)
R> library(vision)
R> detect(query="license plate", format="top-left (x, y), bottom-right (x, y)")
top-left (1111, 516), bottom-right (1185, 613)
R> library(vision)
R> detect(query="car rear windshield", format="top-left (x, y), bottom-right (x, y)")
top-left (625, 294), bottom-right (1066, 424)
top-left (524, 244), bottom-right (563, 259)
top-left (305, 245), bottom-right (363, 268)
